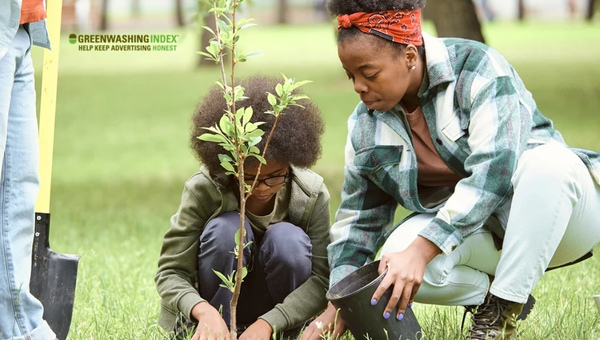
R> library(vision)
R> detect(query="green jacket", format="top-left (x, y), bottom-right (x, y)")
top-left (155, 165), bottom-right (331, 332)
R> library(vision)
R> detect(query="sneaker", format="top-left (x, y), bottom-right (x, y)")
top-left (465, 294), bottom-right (524, 339)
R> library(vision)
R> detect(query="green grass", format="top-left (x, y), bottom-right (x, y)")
top-left (31, 20), bottom-right (600, 339)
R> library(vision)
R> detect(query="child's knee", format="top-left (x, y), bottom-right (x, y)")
top-left (261, 223), bottom-right (311, 268)
top-left (201, 211), bottom-right (251, 251)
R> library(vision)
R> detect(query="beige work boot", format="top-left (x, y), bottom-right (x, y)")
top-left (466, 294), bottom-right (524, 339)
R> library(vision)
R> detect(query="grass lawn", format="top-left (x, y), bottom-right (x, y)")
top-left (30, 19), bottom-right (600, 339)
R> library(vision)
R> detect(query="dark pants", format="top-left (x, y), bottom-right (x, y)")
top-left (197, 211), bottom-right (312, 327)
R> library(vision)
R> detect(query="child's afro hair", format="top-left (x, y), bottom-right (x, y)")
top-left (327, 0), bottom-right (426, 16)
top-left (191, 76), bottom-right (325, 175)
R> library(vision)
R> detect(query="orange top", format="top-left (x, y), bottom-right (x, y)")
top-left (20, 0), bottom-right (47, 24)
top-left (404, 105), bottom-right (462, 187)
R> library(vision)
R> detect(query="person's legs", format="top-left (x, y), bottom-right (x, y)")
top-left (0, 25), bottom-right (55, 340)
top-left (491, 143), bottom-right (600, 304)
top-left (379, 213), bottom-right (499, 306)
top-left (258, 222), bottom-right (312, 303)
top-left (467, 143), bottom-right (600, 339)
top-left (197, 211), bottom-right (254, 327)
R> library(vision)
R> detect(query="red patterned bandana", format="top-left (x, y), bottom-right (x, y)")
top-left (337, 9), bottom-right (423, 46)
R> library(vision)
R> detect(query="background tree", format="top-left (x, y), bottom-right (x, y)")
top-left (100, 0), bottom-right (108, 31)
top-left (175, 0), bottom-right (185, 27)
top-left (586, 0), bottom-right (598, 20)
top-left (424, 0), bottom-right (485, 43)
top-left (277, 0), bottom-right (289, 24)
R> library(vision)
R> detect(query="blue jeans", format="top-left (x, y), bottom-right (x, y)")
top-left (197, 211), bottom-right (312, 327)
top-left (0, 25), bottom-right (55, 340)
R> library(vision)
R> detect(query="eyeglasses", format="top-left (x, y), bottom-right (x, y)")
top-left (244, 173), bottom-right (289, 187)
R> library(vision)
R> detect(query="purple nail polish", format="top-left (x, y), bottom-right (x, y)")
top-left (384, 312), bottom-right (391, 319)
top-left (408, 302), bottom-right (413, 308)
top-left (371, 298), bottom-right (377, 306)
top-left (397, 313), bottom-right (404, 321)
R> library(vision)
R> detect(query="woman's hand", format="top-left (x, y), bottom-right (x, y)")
top-left (190, 302), bottom-right (231, 340)
top-left (299, 302), bottom-right (346, 340)
top-left (372, 236), bottom-right (441, 321)
top-left (238, 319), bottom-right (273, 340)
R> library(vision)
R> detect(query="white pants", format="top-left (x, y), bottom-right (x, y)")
top-left (379, 143), bottom-right (600, 306)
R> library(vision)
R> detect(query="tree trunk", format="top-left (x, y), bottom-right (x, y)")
top-left (423, 0), bottom-right (485, 43)
top-left (518, 0), bottom-right (525, 20)
top-left (586, 0), bottom-right (597, 20)
top-left (131, 0), bottom-right (140, 18)
top-left (100, 0), bottom-right (109, 31)
top-left (277, 0), bottom-right (288, 24)
top-left (198, 12), bottom-right (218, 67)
top-left (175, 0), bottom-right (185, 27)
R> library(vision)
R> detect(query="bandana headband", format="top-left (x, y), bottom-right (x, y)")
top-left (337, 9), bottom-right (423, 46)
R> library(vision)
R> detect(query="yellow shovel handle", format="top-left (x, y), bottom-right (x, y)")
top-left (35, 0), bottom-right (64, 214)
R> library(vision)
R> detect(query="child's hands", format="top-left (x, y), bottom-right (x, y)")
top-left (299, 302), bottom-right (346, 340)
top-left (191, 301), bottom-right (231, 340)
top-left (238, 319), bottom-right (272, 340)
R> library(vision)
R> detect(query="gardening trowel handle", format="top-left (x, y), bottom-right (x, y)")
top-left (35, 0), bottom-right (64, 214)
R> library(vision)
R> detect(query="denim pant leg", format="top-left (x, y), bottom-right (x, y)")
top-left (0, 26), bottom-right (56, 340)
top-left (491, 143), bottom-right (600, 304)
top-left (197, 211), bottom-right (254, 327)
top-left (258, 222), bottom-right (312, 303)
top-left (379, 213), bottom-right (498, 306)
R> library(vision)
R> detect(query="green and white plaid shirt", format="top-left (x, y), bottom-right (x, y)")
top-left (328, 32), bottom-right (600, 286)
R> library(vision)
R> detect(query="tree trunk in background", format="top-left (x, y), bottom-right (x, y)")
top-left (100, 0), bottom-right (109, 31)
top-left (175, 0), bottom-right (185, 27)
top-left (423, 0), bottom-right (485, 43)
top-left (198, 12), bottom-right (218, 67)
top-left (586, 0), bottom-right (597, 20)
top-left (131, 0), bottom-right (141, 18)
top-left (277, 0), bottom-right (288, 24)
top-left (518, 0), bottom-right (525, 20)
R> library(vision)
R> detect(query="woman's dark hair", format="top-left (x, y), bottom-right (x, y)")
top-left (191, 76), bottom-right (325, 176)
top-left (326, 0), bottom-right (426, 15)
top-left (327, 0), bottom-right (426, 58)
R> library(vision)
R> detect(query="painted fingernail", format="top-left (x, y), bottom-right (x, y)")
top-left (408, 302), bottom-right (413, 307)
top-left (371, 298), bottom-right (377, 306)
top-left (384, 312), bottom-right (391, 319)
top-left (397, 313), bottom-right (404, 321)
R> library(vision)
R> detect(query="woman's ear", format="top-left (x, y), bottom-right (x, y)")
top-left (405, 44), bottom-right (419, 69)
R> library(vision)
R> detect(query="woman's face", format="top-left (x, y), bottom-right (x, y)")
top-left (244, 159), bottom-right (289, 204)
top-left (338, 34), bottom-right (414, 112)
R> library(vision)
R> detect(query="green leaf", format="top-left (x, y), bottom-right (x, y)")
top-left (220, 161), bottom-right (235, 173)
top-left (234, 227), bottom-right (246, 252)
top-left (291, 94), bottom-right (310, 101)
top-left (245, 50), bottom-right (263, 59)
top-left (238, 18), bottom-right (256, 30)
top-left (249, 145), bottom-right (260, 155)
top-left (198, 133), bottom-right (226, 143)
top-left (219, 115), bottom-right (234, 137)
top-left (275, 83), bottom-right (283, 96)
top-left (293, 79), bottom-right (313, 87)
top-left (249, 154), bottom-right (266, 164)
top-left (248, 135), bottom-right (262, 146)
top-left (240, 107), bottom-right (252, 127)
top-left (267, 93), bottom-right (277, 106)
top-left (218, 154), bottom-right (234, 164)
top-left (201, 25), bottom-right (216, 36)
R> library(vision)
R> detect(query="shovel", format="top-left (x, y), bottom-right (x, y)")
top-left (30, 0), bottom-right (81, 339)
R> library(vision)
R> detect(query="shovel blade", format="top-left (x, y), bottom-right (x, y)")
top-left (31, 212), bottom-right (80, 340)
